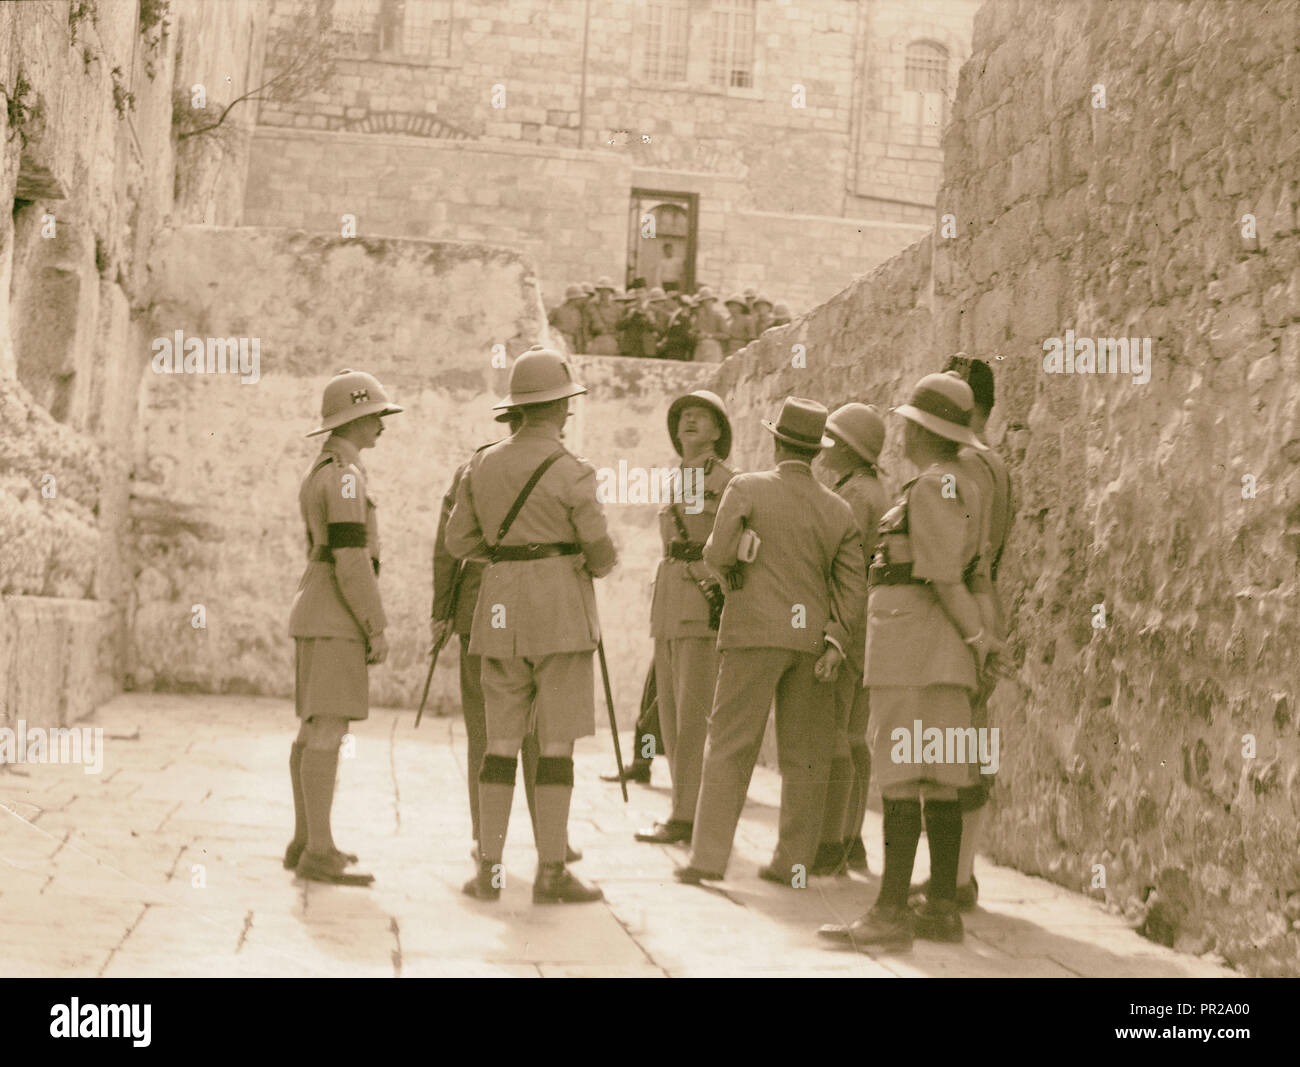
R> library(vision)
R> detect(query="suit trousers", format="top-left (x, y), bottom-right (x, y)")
top-left (690, 646), bottom-right (835, 875)
top-left (655, 636), bottom-right (720, 824)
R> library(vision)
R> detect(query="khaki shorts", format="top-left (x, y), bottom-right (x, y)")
top-left (867, 684), bottom-right (978, 792)
top-left (480, 652), bottom-right (595, 746)
top-left (295, 637), bottom-right (369, 722)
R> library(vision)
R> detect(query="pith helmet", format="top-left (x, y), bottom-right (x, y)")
top-left (306, 369), bottom-right (403, 437)
top-left (725, 294), bottom-right (750, 310)
top-left (695, 286), bottom-right (717, 302)
top-left (594, 275), bottom-right (617, 292)
top-left (826, 402), bottom-right (887, 471)
top-left (763, 396), bottom-right (834, 451)
top-left (648, 287), bottom-right (669, 302)
top-left (668, 390), bottom-right (732, 459)
top-left (564, 283), bottom-right (584, 300)
top-left (893, 371), bottom-right (988, 451)
top-left (492, 345), bottom-right (587, 410)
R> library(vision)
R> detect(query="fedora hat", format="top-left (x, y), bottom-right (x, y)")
top-left (594, 276), bottom-right (617, 292)
top-left (492, 345), bottom-right (587, 409)
top-left (762, 396), bottom-right (834, 451)
top-left (668, 390), bottom-right (732, 460)
top-left (893, 371), bottom-right (987, 450)
top-left (306, 369), bottom-right (403, 437)
top-left (826, 402), bottom-right (887, 470)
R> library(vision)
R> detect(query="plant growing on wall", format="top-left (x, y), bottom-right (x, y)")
top-left (2, 69), bottom-right (37, 148)
top-left (174, 0), bottom-right (339, 142)
top-left (65, 0), bottom-right (136, 117)
top-left (139, 0), bottom-right (171, 80)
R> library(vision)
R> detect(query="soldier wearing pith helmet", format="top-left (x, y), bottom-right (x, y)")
top-left (635, 390), bottom-right (735, 847)
top-left (286, 369), bottom-right (403, 886)
top-left (445, 346), bottom-right (617, 904)
top-left (819, 371), bottom-right (1000, 950)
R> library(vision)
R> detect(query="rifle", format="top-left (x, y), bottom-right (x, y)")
top-left (415, 558), bottom-right (466, 728)
top-left (596, 636), bottom-right (628, 803)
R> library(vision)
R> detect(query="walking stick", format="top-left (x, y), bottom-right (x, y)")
top-left (416, 559), bottom-right (466, 728)
top-left (596, 637), bottom-right (628, 803)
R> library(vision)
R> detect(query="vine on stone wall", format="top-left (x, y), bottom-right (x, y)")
top-left (2, 70), bottom-right (37, 148)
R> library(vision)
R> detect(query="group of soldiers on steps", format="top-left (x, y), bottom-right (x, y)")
top-left (285, 345), bottom-right (1013, 949)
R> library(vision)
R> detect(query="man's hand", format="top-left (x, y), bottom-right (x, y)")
top-left (967, 631), bottom-right (1003, 676)
top-left (429, 618), bottom-right (452, 655)
top-left (366, 631), bottom-right (389, 665)
top-left (814, 643), bottom-right (844, 684)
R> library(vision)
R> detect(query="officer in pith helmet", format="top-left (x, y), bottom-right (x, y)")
top-left (634, 390), bottom-right (735, 846)
top-left (446, 345), bottom-right (617, 904)
top-left (286, 369), bottom-right (403, 885)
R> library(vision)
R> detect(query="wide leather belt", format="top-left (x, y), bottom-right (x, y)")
top-left (667, 540), bottom-right (705, 561)
top-left (490, 542), bottom-right (581, 562)
top-left (867, 561), bottom-right (926, 587)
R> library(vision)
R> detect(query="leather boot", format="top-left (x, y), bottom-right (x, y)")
top-left (601, 760), bottom-right (651, 785)
top-left (533, 862), bottom-right (603, 904)
top-left (462, 857), bottom-right (502, 901)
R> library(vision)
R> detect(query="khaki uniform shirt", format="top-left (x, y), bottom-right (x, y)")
top-left (432, 449), bottom-right (498, 637)
top-left (288, 435), bottom-right (387, 641)
top-left (704, 460), bottom-right (866, 655)
top-left (649, 452), bottom-right (736, 640)
top-left (445, 423), bottom-right (617, 658)
top-left (864, 460), bottom-right (984, 689)
top-left (834, 466), bottom-right (889, 670)
top-left (548, 300), bottom-right (586, 351)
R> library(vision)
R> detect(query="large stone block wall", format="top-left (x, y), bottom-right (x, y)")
top-left (243, 127), bottom-right (929, 315)
top-left (0, 0), bottom-right (268, 729)
top-left (130, 225), bottom-right (711, 726)
top-left (706, 0), bottom-right (1300, 976)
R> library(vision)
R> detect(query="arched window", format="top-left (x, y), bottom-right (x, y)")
top-left (902, 41), bottom-right (949, 146)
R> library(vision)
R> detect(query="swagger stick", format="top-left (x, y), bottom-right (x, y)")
top-left (415, 559), bottom-right (466, 728)
top-left (596, 636), bottom-right (628, 803)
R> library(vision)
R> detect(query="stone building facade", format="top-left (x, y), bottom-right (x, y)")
top-left (244, 0), bottom-right (978, 314)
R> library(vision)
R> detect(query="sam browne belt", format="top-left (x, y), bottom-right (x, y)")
top-left (667, 540), bottom-right (705, 561)
top-left (491, 542), bottom-right (580, 562)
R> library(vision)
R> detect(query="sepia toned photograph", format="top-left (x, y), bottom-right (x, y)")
top-left (0, 0), bottom-right (1295, 1009)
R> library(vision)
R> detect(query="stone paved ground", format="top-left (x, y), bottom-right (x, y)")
top-left (0, 695), bottom-right (1235, 978)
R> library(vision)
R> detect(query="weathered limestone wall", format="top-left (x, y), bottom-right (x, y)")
top-left (0, 0), bottom-right (268, 730)
top-left (244, 126), bottom-right (927, 315)
top-left (131, 225), bottom-right (710, 725)
top-left (709, 0), bottom-right (1300, 976)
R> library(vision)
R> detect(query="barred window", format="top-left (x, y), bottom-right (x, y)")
top-left (643, 0), bottom-right (689, 82)
top-left (709, 0), bottom-right (756, 89)
top-left (902, 40), bottom-right (949, 145)
top-left (331, 0), bottom-right (452, 60)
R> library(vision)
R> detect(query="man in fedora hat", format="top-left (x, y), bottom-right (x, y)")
top-left (432, 407), bottom-right (581, 866)
top-left (676, 397), bottom-right (867, 886)
top-left (692, 287), bottom-right (728, 363)
top-left (446, 346), bottom-right (616, 904)
top-left (819, 372), bottom-right (1000, 950)
top-left (812, 403), bottom-right (890, 877)
top-left (634, 391), bottom-right (736, 847)
top-left (286, 369), bottom-right (403, 886)
top-left (548, 284), bottom-right (588, 354)
top-left (583, 277), bottom-right (622, 355)
top-left (906, 354), bottom-right (1015, 911)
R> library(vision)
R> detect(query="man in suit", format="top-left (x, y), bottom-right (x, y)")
top-left (812, 403), bottom-right (890, 876)
top-left (286, 369), bottom-right (402, 886)
top-left (676, 397), bottom-right (867, 886)
top-left (634, 391), bottom-right (735, 846)
top-left (446, 346), bottom-right (617, 904)
top-left (431, 408), bottom-right (580, 865)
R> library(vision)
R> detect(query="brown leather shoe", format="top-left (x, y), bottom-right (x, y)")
top-left (674, 865), bottom-right (724, 885)
top-left (533, 863), bottom-right (603, 904)
top-left (463, 857), bottom-right (502, 901)
top-left (912, 898), bottom-right (964, 942)
top-left (817, 904), bottom-right (913, 951)
top-left (284, 840), bottom-right (358, 871)
top-left (295, 850), bottom-right (374, 887)
top-left (634, 819), bottom-right (692, 845)
top-left (601, 761), bottom-right (651, 785)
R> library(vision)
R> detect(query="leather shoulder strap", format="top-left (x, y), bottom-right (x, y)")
top-left (495, 449), bottom-right (567, 544)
